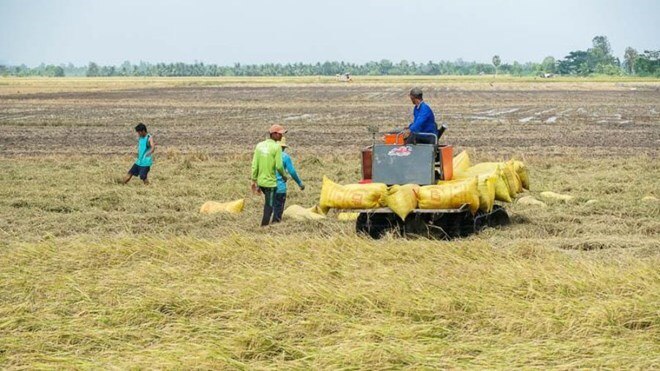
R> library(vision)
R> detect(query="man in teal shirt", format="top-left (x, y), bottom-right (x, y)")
top-left (272, 137), bottom-right (305, 223)
top-left (124, 123), bottom-right (155, 185)
top-left (251, 124), bottom-right (288, 226)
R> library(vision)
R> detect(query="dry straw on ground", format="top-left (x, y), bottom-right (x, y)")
top-left (0, 77), bottom-right (658, 368)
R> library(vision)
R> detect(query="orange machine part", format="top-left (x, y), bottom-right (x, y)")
top-left (361, 148), bottom-right (373, 181)
top-left (383, 133), bottom-right (405, 145)
top-left (439, 145), bottom-right (453, 180)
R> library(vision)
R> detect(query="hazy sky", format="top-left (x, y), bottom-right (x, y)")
top-left (1, 0), bottom-right (658, 66)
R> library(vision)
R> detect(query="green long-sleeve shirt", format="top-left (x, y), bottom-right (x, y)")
top-left (251, 138), bottom-right (286, 188)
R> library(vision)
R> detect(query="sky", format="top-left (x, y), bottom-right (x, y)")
top-left (0, 0), bottom-right (658, 66)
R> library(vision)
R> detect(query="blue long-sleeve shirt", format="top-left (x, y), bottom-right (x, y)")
top-left (408, 101), bottom-right (437, 135)
top-left (276, 152), bottom-right (303, 193)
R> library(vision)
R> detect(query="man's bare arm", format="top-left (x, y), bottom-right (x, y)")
top-left (146, 136), bottom-right (156, 156)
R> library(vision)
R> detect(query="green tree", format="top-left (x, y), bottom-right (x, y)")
top-left (119, 60), bottom-right (134, 76)
top-left (541, 56), bottom-right (556, 73)
top-left (591, 36), bottom-right (612, 59)
top-left (86, 62), bottom-right (99, 77)
top-left (588, 35), bottom-right (618, 74)
top-left (492, 55), bottom-right (501, 75)
top-left (379, 59), bottom-right (393, 75)
top-left (623, 47), bottom-right (639, 74)
top-left (53, 66), bottom-right (65, 77)
top-left (635, 50), bottom-right (659, 76)
top-left (397, 60), bottom-right (410, 75)
top-left (508, 61), bottom-right (520, 76)
top-left (558, 50), bottom-right (590, 75)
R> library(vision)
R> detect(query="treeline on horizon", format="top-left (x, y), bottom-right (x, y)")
top-left (1, 36), bottom-right (658, 78)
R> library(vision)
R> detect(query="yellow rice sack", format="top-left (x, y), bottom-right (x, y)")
top-left (309, 204), bottom-right (329, 215)
top-left (283, 205), bottom-right (326, 221)
top-left (319, 176), bottom-right (387, 209)
top-left (453, 150), bottom-right (471, 175)
top-left (539, 191), bottom-right (575, 203)
top-left (343, 183), bottom-right (388, 206)
top-left (199, 199), bottom-right (244, 214)
top-left (512, 160), bottom-right (530, 190)
top-left (505, 160), bottom-right (523, 194)
top-left (475, 173), bottom-right (496, 212)
top-left (418, 177), bottom-right (480, 214)
top-left (492, 170), bottom-right (512, 202)
top-left (455, 165), bottom-right (512, 203)
top-left (467, 162), bottom-right (520, 198)
top-left (477, 162), bottom-right (520, 196)
top-left (517, 196), bottom-right (547, 207)
top-left (385, 184), bottom-right (420, 220)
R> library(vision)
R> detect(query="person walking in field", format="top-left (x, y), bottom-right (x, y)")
top-left (272, 137), bottom-right (305, 223)
top-left (124, 123), bottom-right (155, 185)
top-left (251, 124), bottom-right (288, 226)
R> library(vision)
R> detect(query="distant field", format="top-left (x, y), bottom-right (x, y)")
top-left (1, 75), bottom-right (659, 95)
top-left (0, 77), bottom-right (658, 368)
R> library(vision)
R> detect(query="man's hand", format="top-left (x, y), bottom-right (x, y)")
top-left (299, 184), bottom-right (305, 191)
top-left (251, 181), bottom-right (261, 195)
top-left (402, 128), bottom-right (411, 138)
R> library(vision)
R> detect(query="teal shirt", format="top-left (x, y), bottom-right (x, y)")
top-left (135, 134), bottom-right (153, 167)
top-left (276, 152), bottom-right (303, 193)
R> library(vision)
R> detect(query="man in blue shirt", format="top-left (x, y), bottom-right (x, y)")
top-left (273, 137), bottom-right (305, 223)
top-left (403, 87), bottom-right (438, 144)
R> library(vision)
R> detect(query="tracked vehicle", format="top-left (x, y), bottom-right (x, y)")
top-left (351, 128), bottom-right (509, 239)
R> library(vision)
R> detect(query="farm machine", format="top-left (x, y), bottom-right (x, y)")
top-left (352, 127), bottom-right (509, 239)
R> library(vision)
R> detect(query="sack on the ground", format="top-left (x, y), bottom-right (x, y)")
top-left (319, 176), bottom-right (387, 209)
top-left (454, 165), bottom-right (512, 203)
top-left (337, 212), bottom-right (360, 221)
top-left (517, 196), bottom-right (547, 207)
top-left (539, 191), bottom-right (575, 203)
top-left (199, 199), bottom-right (245, 214)
top-left (309, 204), bottom-right (329, 215)
top-left (386, 184), bottom-right (420, 220)
top-left (418, 177), bottom-right (480, 214)
top-left (453, 150), bottom-right (471, 175)
top-left (512, 160), bottom-right (530, 190)
top-left (283, 204), bottom-right (326, 221)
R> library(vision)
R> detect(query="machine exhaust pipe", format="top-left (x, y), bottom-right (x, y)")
top-left (437, 123), bottom-right (448, 139)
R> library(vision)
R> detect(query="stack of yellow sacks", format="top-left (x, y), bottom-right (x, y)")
top-left (452, 150), bottom-right (529, 206)
top-left (318, 151), bottom-right (529, 221)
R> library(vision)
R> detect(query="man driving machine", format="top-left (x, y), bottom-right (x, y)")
top-left (402, 87), bottom-right (438, 144)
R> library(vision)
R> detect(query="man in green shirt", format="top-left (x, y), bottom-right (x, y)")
top-left (251, 124), bottom-right (288, 226)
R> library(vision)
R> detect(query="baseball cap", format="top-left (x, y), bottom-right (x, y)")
top-left (269, 124), bottom-right (287, 134)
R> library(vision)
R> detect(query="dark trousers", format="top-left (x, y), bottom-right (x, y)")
top-left (273, 192), bottom-right (287, 223)
top-left (405, 132), bottom-right (436, 145)
top-left (259, 187), bottom-right (277, 226)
